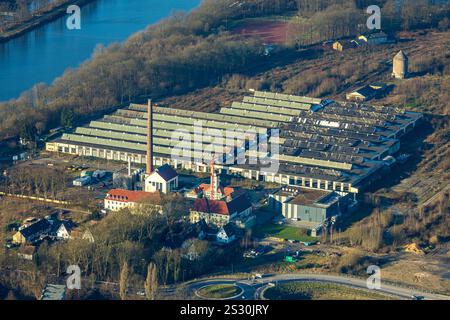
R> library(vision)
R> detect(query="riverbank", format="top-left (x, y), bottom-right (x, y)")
top-left (0, 0), bottom-right (95, 43)
top-left (0, 0), bottom-right (201, 101)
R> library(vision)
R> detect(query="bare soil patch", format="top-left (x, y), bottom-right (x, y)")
top-left (233, 20), bottom-right (290, 44)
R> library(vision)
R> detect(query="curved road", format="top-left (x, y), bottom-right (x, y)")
top-left (186, 274), bottom-right (450, 300)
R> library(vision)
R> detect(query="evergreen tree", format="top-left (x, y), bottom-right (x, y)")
top-left (119, 262), bottom-right (128, 300)
top-left (144, 262), bottom-right (158, 300)
top-left (20, 122), bottom-right (36, 142)
top-left (61, 107), bottom-right (75, 129)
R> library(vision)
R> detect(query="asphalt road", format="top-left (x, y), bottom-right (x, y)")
top-left (186, 273), bottom-right (450, 300)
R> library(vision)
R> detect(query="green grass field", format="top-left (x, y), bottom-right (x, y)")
top-left (197, 284), bottom-right (242, 299)
top-left (254, 224), bottom-right (316, 242)
top-left (264, 282), bottom-right (393, 300)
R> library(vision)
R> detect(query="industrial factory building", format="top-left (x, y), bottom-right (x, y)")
top-left (46, 91), bottom-right (422, 194)
top-left (269, 186), bottom-right (351, 234)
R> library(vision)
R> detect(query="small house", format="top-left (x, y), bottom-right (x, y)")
top-left (12, 219), bottom-right (52, 245)
top-left (56, 221), bottom-right (75, 240)
top-left (216, 223), bottom-right (236, 244)
top-left (195, 219), bottom-right (218, 241)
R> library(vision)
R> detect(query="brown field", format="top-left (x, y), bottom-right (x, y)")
top-left (233, 20), bottom-right (290, 44)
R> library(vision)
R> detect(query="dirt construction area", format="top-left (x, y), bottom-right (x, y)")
top-left (233, 19), bottom-right (290, 44)
top-left (380, 251), bottom-right (450, 294)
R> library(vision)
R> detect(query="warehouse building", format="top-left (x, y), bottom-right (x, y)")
top-left (46, 91), bottom-right (422, 194)
top-left (269, 186), bottom-right (350, 233)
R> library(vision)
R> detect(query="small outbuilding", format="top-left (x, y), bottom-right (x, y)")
top-left (17, 246), bottom-right (36, 261)
top-left (358, 31), bottom-right (389, 45)
top-left (346, 83), bottom-right (388, 102)
top-left (41, 284), bottom-right (66, 300)
top-left (332, 40), bottom-right (358, 52)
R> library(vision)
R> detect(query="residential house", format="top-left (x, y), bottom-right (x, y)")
top-left (194, 219), bottom-right (219, 241)
top-left (145, 164), bottom-right (178, 194)
top-left (12, 219), bottom-right (52, 245)
top-left (216, 223), bottom-right (237, 244)
top-left (56, 221), bottom-right (76, 240)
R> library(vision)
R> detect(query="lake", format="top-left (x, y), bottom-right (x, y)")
top-left (0, 0), bottom-right (201, 102)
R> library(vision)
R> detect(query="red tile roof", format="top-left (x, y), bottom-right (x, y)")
top-left (193, 194), bottom-right (252, 216)
top-left (106, 189), bottom-right (162, 204)
top-left (198, 184), bottom-right (235, 197)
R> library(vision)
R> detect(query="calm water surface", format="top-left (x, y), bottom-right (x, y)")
top-left (0, 0), bottom-right (201, 101)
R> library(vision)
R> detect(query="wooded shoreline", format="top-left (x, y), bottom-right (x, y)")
top-left (0, 0), bottom-right (95, 43)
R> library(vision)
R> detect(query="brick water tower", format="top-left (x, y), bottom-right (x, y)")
top-left (392, 50), bottom-right (408, 79)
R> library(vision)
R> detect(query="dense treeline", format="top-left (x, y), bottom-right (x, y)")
top-left (1, 166), bottom-right (69, 199)
top-left (288, 0), bottom-right (450, 45)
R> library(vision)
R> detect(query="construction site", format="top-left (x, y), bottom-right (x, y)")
top-left (45, 90), bottom-right (422, 195)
